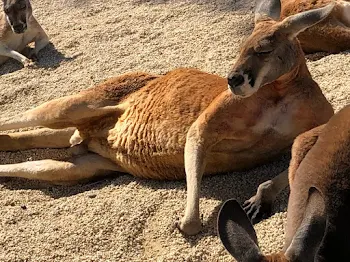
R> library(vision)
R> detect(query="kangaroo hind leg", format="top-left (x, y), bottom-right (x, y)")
top-left (0, 72), bottom-right (157, 132)
top-left (0, 93), bottom-right (125, 131)
top-left (0, 153), bottom-right (124, 185)
top-left (0, 128), bottom-right (75, 151)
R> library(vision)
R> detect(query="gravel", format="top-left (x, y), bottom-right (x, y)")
top-left (0, 0), bottom-right (349, 261)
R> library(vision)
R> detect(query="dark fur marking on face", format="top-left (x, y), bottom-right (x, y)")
top-left (3, 0), bottom-right (30, 34)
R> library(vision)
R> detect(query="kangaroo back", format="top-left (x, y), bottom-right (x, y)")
top-left (81, 72), bottom-right (159, 103)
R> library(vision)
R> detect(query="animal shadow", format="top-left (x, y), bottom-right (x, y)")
top-left (305, 50), bottom-right (350, 61)
top-left (0, 42), bottom-right (80, 75)
top-left (305, 52), bottom-right (330, 61)
top-left (179, 154), bottom-right (290, 244)
top-left (0, 150), bottom-right (290, 244)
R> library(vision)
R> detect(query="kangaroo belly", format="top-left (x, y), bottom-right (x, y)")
top-left (85, 66), bottom-right (301, 180)
top-left (87, 126), bottom-right (292, 180)
top-left (85, 68), bottom-right (227, 179)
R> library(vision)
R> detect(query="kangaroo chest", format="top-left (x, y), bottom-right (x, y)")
top-left (2, 26), bottom-right (36, 52)
top-left (252, 102), bottom-right (294, 136)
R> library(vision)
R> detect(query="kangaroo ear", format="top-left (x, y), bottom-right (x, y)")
top-left (279, 3), bottom-right (335, 39)
top-left (217, 199), bottom-right (263, 262)
top-left (255, 0), bottom-right (281, 23)
top-left (285, 188), bottom-right (326, 261)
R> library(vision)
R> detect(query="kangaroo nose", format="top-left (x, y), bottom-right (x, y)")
top-left (227, 73), bottom-right (244, 88)
top-left (13, 24), bottom-right (25, 33)
top-left (13, 24), bottom-right (23, 30)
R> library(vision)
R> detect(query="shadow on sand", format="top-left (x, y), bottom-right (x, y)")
top-left (0, 151), bottom-right (290, 241)
top-left (0, 42), bottom-right (81, 76)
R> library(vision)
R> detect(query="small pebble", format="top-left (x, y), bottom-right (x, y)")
top-left (88, 194), bottom-right (97, 199)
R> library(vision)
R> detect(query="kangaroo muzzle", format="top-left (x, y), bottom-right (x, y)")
top-left (227, 71), bottom-right (256, 97)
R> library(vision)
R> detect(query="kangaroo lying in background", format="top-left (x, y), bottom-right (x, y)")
top-left (281, 0), bottom-right (350, 53)
top-left (218, 104), bottom-right (350, 261)
top-left (0, 0), bottom-right (335, 236)
top-left (0, 0), bottom-right (49, 67)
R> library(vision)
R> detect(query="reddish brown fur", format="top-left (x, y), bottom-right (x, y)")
top-left (264, 252), bottom-right (289, 262)
top-left (235, 108), bottom-right (350, 261)
top-left (0, 4), bottom-right (336, 236)
top-left (270, 105), bottom-right (350, 261)
top-left (80, 72), bottom-right (159, 102)
top-left (231, 1), bottom-right (342, 226)
top-left (288, 124), bottom-right (325, 183)
top-left (218, 0), bottom-right (349, 258)
top-left (281, 0), bottom-right (350, 53)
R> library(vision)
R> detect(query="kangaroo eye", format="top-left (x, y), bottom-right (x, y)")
top-left (19, 4), bottom-right (26, 9)
top-left (256, 50), bottom-right (272, 56)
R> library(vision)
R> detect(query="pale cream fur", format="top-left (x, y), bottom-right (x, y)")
top-left (0, 0), bottom-right (49, 66)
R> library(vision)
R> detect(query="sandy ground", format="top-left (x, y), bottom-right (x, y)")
top-left (0, 0), bottom-right (349, 261)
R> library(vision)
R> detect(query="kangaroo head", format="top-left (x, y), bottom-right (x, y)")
top-left (2, 0), bottom-right (32, 34)
top-left (227, 0), bottom-right (335, 97)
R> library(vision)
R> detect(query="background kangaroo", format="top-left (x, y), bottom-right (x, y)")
top-left (281, 0), bottom-right (350, 53)
top-left (0, 0), bottom-right (49, 66)
top-left (218, 104), bottom-right (350, 261)
top-left (0, 0), bottom-right (335, 236)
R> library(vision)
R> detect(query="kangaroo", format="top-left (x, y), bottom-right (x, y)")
top-left (217, 104), bottom-right (350, 261)
top-left (0, 0), bottom-right (49, 67)
top-left (0, 0), bottom-right (334, 236)
top-left (242, 0), bottom-right (349, 225)
top-left (281, 0), bottom-right (350, 53)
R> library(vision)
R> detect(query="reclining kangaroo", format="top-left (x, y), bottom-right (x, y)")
top-left (218, 104), bottom-right (350, 261)
top-left (242, 0), bottom-right (349, 225)
top-left (0, 0), bottom-right (335, 236)
top-left (0, 0), bottom-right (49, 67)
top-left (281, 0), bottom-right (350, 53)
